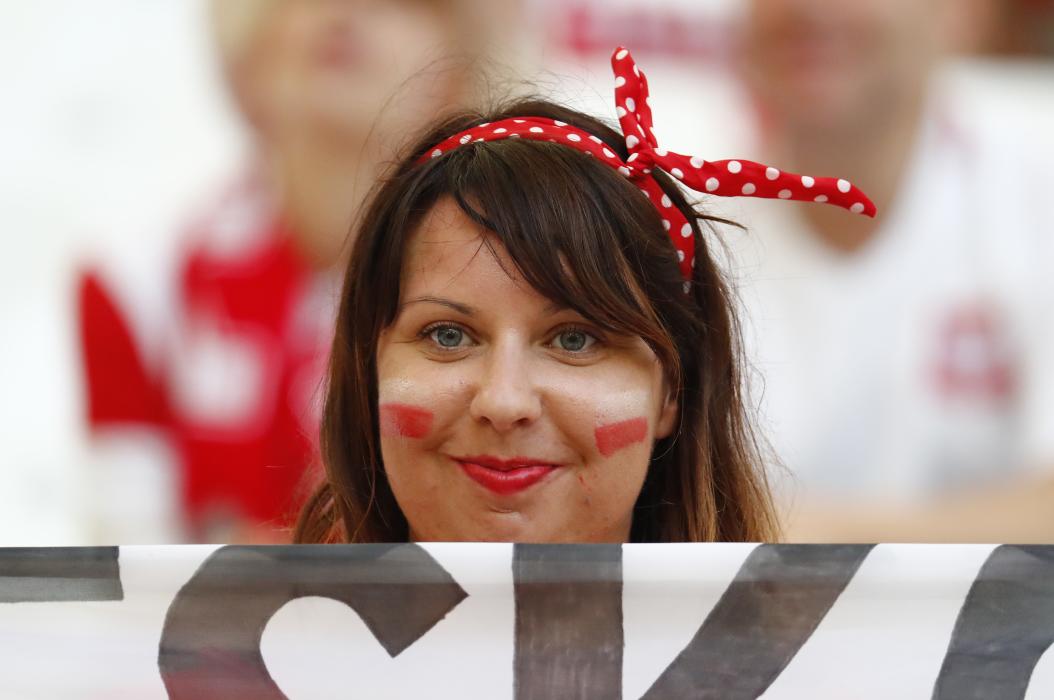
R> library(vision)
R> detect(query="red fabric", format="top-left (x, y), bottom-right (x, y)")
top-left (78, 213), bottom-right (330, 531)
top-left (421, 46), bottom-right (876, 288)
top-left (78, 271), bottom-right (166, 426)
top-left (174, 225), bottom-right (320, 525)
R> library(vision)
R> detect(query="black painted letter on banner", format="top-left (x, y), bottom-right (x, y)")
top-left (643, 543), bottom-right (874, 699)
top-left (0, 547), bottom-right (123, 603)
top-left (513, 544), bottom-right (624, 700)
top-left (158, 544), bottom-right (467, 700)
top-left (932, 545), bottom-right (1054, 700)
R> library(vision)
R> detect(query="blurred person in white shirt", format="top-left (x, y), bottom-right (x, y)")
top-left (727, 0), bottom-right (1054, 541)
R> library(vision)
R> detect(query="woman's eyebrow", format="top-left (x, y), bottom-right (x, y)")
top-left (400, 296), bottom-right (475, 316)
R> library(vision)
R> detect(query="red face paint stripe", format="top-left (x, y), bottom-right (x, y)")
top-left (594, 417), bottom-right (648, 457)
top-left (379, 403), bottom-right (434, 439)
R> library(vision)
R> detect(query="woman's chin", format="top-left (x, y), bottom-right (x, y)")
top-left (463, 514), bottom-right (558, 544)
top-left (413, 511), bottom-right (568, 543)
top-left (421, 517), bottom-right (623, 544)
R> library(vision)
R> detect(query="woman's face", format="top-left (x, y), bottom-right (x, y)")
top-left (375, 198), bottom-right (679, 543)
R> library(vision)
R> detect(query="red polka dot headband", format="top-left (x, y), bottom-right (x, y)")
top-left (420, 46), bottom-right (876, 288)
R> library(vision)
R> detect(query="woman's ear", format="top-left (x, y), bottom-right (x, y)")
top-left (654, 387), bottom-right (679, 440)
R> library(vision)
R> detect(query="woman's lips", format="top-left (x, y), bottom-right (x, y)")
top-left (455, 456), bottom-right (561, 496)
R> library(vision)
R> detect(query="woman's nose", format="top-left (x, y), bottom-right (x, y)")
top-left (468, 341), bottom-right (542, 433)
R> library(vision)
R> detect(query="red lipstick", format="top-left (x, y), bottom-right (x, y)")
top-left (455, 455), bottom-right (561, 496)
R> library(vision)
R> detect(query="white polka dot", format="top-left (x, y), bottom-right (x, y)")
top-left (509, 133), bottom-right (521, 138)
top-left (662, 220), bottom-right (671, 231)
top-left (459, 134), bottom-right (472, 144)
top-left (588, 135), bottom-right (603, 144)
top-left (615, 49), bottom-right (629, 60)
top-left (677, 250), bottom-right (685, 262)
top-left (837, 178), bottom-right (851, 193)
top-left (778, 189), bottom-right (792, 199)
top-left (766, 167), bottom-right (780, 180)
top-left (690, 256), bottom-right (696, 269)
top-left (514, 119), bottom-right (525, 124)
top-left (671, 167), bottom-right (684, 180)
top-left (682, 281), bottom-right (691, 294)
top-left (814, 194), bottom-right (828, 203)
top-left (626, 135), bottom-right (639, 149)
top-left (741, 182), bottom-right (756, 195)
top-left (618, 166), bottom-right (631, 177)
top-left (690, 155), bottom-right (704, 168)
top-left (627, 153), bottom-right (639, 162)
top-left (529, 126), bottom-right (544, 133)
top-left (493, 127), bottom-right (507, 134)
top-left (626, 97), bottom-right (636, 113)
top-left (680, 223), bottom-right (692, 237)
top-left (614, 76), bottom-right (626, 88)
top-left (705, 177), bottom-right (719, 192)
top-left (727, 160), bottom-right (742, 173)
top-left (474, 137), bottom-right (484, 142)
top-left (479, 122), bottom-right (490, 127)
top-left (850, 202), bottom-right (865, 214)
top-left (640, 188), bottom-right (649, 196)
top-left (655, 147), bottom-right (668, 156)
top-left (633, 65), bottom-right (640, 77)
top-left (661, 194), bottom-right (672, 208)
top-left (642, 168), bottom-right (652, 174)
top-left (645, 96), bottom-right (651, 107)
top-left (567, 133), bottom-right (582, 142)
top-left (602, 147), bottom-right (615, 159)
top-left (431, 149), bottom-right (442, 158)
top-left (554, 120), bottom-right (567, 127)
top-left (617, 107), bottom-right (627, 118)
top-left (801, 175), bottom-right (815, 188)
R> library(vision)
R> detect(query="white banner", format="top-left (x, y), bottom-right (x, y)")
top-left (1, 544), bottom-right (1053, 699)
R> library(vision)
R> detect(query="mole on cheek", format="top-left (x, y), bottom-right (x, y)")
top-left (379, 403), bottom-right (434, 439)
top-left (594, 417), bottom-right (648, 457)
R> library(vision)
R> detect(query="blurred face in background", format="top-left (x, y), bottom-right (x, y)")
top-left (740, 0), bottom-right (946, 133)
top-left (223, 0), bottom-right (466, 144)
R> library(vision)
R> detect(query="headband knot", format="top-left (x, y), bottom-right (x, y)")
top-left (419, 46), bottom-right (877, 291)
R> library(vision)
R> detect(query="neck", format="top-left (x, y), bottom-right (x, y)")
top-left (765, 86), bottom-right (929, 254)
top-left (264, 132), bottom-right (376, 271)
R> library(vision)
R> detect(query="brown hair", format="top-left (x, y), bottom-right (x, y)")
top-left (295, 98), bottom-right (779, 543)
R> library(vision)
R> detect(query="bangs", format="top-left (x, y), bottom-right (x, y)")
top-left (412, 139), bottom-right (683, 347)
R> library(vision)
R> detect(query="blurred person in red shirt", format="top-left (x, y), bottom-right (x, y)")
top-left (78, 0), bottom-right (503, 543)
top-left (728, 0), bottom-right (1054, 541)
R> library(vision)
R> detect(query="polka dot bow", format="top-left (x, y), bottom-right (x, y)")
top-left (422, 46), bottom-right (876, 288)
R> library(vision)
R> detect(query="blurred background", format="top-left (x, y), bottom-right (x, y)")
top-left (1, 0), bottom-right (1051, 545)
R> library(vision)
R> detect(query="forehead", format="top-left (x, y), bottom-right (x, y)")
top-left (401, 196), bottom-right (533, 303)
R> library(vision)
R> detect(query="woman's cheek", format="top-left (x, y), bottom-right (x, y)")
top-left (377, 377), bottom-right (470, 444)
top-left (379, 403), bottom-right (433, 438)
top-left (594, 416), bottom-right (649, 457)
top-left (377, 378), bottom-right (441, 441)
top-left (590, 389), bottom-right (652, 458)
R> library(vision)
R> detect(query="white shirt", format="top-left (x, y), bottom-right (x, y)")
top-left (722, 96), bottom-right (1054, 504)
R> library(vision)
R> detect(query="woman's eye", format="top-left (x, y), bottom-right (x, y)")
top-left (428, 325), bottom-right (468, 348)
top-left (553, 329), bottom-right (596, 352)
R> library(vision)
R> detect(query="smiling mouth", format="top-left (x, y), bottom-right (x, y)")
top-left (454, 456), bottom-right (562, 496)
